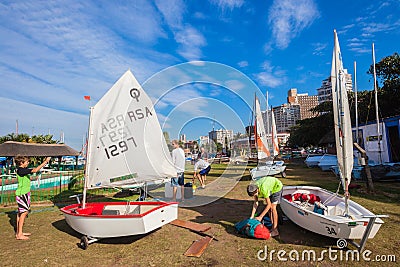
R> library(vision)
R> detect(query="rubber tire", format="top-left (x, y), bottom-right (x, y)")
top-left (281, 171), bottom-right (287, 178)
top-left (80, 236), bottom-right (89, 250)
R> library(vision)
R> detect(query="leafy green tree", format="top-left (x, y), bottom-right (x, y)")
top-left (31, 134), bottom-right (58, 144)
top-left (0, 133), bottom-right (30, 143)
top-left (289, 52), bottom-right (399, 148)
top-left (216, 142), bottom-right (223, 152)
top-left (0, 133), bottom-right (58, 144)
top-left (367, 52), bottom-right (400, 118)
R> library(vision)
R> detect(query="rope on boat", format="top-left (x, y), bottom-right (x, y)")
top-left (322, 181), bottom-right (342, 206)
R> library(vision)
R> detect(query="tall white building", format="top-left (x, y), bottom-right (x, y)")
top-left (273, 104), bottom-right (301, 133)
top-left (209, 129), bottom-right (234, 147)
top-left (198, 135), bottom-right (209, 147)
top-left (317, 70), bottom-right (353, 103)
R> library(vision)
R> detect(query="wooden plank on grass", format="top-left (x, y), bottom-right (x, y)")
top-left (170, 219), bottom-right (211, 232)
top-left (184, 236), bottom-right (213, 257)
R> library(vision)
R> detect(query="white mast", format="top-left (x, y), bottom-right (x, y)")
top-left (265, 91), bottom-right (271, 153)
top-left (332, 30), bottom-right (353, 214)
top-left (372, 43), bottom-right (382, 164)
top-left (354, 61), bottom-right (358, 143)
top-left (354, 61), bottom-right (361, 164)
top-left (82, 107), bottom-right (94, 208)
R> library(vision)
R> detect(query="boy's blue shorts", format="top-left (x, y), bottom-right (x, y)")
top-left (199, 165), bottom-right (211, 175)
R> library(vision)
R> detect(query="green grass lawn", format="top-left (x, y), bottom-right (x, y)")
top-left (0, 162), bottom-right (398, 266)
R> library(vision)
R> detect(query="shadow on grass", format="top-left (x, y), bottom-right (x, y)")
top-left (52, 218), bottom-right (158, 248)
top-left (179, 195), bottom-right (337, 249)
top-left (5, 211), bottom-right (17, 233)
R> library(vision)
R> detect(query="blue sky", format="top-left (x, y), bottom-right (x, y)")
top-left (0, 0), bottom-right (399, 150)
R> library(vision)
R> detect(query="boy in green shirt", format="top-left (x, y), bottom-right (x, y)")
top-left (15, 156), bottom-right (51, 240)
top-left (247, 176), bottom-right (283, 237)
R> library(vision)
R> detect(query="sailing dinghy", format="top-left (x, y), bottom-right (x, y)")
top-left (280, 31), bottom-right (386, 251)
top-left (61, 70), bottom-right (178, 249)
top-left (250, 96), bottom-right (286, 179)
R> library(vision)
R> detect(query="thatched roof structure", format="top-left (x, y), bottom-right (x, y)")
top-left (0, 141), bottom-right (79, 157)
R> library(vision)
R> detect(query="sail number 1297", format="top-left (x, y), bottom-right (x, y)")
top-left (104, 137), bottom-right (137, 159)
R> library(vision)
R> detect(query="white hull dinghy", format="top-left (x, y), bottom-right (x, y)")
top-left (281, 186), bottom-right (383, 240)
top-left (250, 160), bottom-right (286, 178)
top-left (61, 70), bottom-right (178, 249)
top-left (250, 95), bottom-right (286, 179)
top-left (280, 31), bottom-right (387, 252)
top-left (61, 201), bottom-right (177, 247)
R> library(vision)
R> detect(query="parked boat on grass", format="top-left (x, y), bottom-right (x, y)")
top-left (304, 154), bottom-right (325, 168)
top-left (280, 31), bottom-right (386, 251)
top-left (250, 95), bottom-right (286, 179)
top-left (317, 154), bottom-right (338, 171)
top-left (61, 70), bottom-right (178, 249)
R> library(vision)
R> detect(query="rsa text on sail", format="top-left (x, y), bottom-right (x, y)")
top-left (98, 106), bottom-right (153, 159)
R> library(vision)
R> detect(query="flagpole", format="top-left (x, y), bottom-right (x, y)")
top-left (82, 95), bottom-right (91, 208)
top-left (372, 43), bottom-right (382, 164)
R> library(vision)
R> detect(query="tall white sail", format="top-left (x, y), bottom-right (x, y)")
top-left (254, 96), bottom-right (270, 159)
top-left (331, 30), bottom-right (354, 194)
top-left (86, 70), bottom-right (176, 188)
top-left (271, 109), bottom-right (280, 157)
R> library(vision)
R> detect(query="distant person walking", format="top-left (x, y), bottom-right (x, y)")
top-left (197, 147), bottom-right (208, 180)
top-left (198, 147), bottom-right (208, 160)
top-left (14, 156), bottom-right (51, 240)
top-left (247, 176), bottom-right (283, 237)
top-left (193, 158), bottom-right (211, 189)
top-left (171, 140), bottom-right (186, 202)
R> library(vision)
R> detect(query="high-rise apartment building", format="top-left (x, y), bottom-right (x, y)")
top-left (317, 71), bottom-right (353, 103)
top-left (273, 104), bottom-right (301, 133)
top-left (209, 129), bottom-right (234, 147)
top-left (287, 88), bottom-right (319, 119)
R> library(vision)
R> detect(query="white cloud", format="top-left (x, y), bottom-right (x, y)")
top-left (193, 12), bottom-right (207, 19)
top-left (155, 0), bottom-right (185, 28)
top-left (254, 60), bottom-right (287, 89)
top-left (155, 0), bottom-right (206, 61)
top-left (261, 61), bottom-right (274, 72)
top-left (349, 47), bottom-right (371, 54)
top-left (348, 42), bottom-right (364, 47)
top-left (268, 0), bottom-right (319, 49)
top-left (362, 21), bottom-right (400, 34)
top-left (312, 42), bottom-right (327, 56)
top-left (0, 1), bottom-right (173, 114)
top-left (238, 61), bottom-right (248, 68)
top-left (175, 26), bottom-right (207, 60)
top-left (255, 72), bottom-right (284, 88)
top-left (346, 1), bottom-right (400, 55)
top-left (224, 80), bottom-right (245, 92)
top-left (210, 0), bottom-right (245, 10)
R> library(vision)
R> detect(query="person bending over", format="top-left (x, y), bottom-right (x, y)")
top-left (193, 158), bottom-right (211, 189)
top-left (247, 176), bottom-right (283, 237)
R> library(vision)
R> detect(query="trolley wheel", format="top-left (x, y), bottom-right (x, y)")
top-left (281, 171), bottom-right (287, 178)
top-left (80, 236), bottom-right (89, 250)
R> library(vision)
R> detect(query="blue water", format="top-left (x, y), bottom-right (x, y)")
top-left (1, 175), bottom-right (72, 191)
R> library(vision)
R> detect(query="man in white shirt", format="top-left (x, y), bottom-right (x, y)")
top-left (193, 158), bottom-right (211, 189)
top-left (171, 140), bottom-right (186, 201)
